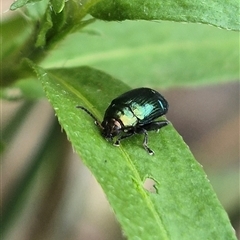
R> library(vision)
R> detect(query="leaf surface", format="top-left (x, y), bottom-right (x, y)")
top-left (32, 64), bottom-right (236, 240)
top-left (90, 0), bottom-right (239, 30)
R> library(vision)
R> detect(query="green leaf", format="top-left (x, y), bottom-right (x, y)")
top-left (35, 1), bottom-right (97, 48)
top-left (35, 7), bottom-right (53, 47)
top-left (90, 0), bottom-right (240, 31)
top-left (1, 15), bottom-right (33, 60)
top-left (31, 64), bottom-right (236, 239)
top-left (24, 0), bottom-right (49, 21)
top-left (1, 15), bottom-right (34, 86)
top-left (10, 0), bottom-right (43, 10)
top-left (41, 21), bottom-right (239, 88)
top-left (50, 0), bottom-right (65, 13)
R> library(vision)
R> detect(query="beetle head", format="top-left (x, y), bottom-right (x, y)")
top-left (102, 118), bottom-right (122, 140)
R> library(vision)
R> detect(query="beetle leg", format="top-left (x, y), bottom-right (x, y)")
top-left (141, 129), bottom-right (154, 155)
top-left (135, 120), bottom-right (169, 155)
top-left (135, 128), bottom-right (154, 155)
top-left (113, 131), bottom-right (135, 147)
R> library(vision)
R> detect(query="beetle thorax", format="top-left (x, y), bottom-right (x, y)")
top-left (102, 118), bottom-right (122, 139)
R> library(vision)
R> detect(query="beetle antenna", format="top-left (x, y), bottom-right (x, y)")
top-left (76, 106), bottom-right (104, 129)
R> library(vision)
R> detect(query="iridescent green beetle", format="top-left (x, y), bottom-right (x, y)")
top-left (77, 87), bottom-right (169, 155)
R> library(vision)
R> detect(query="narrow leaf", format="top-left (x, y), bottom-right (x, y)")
top-left (35, 7), bottom-right (53, 47)
top-left (32, 64), bottom-right (236, 240)
top-left (90, 0), bottom-right (240, 31)
top-left (41, 21), bottom-right (239, 88)
top-left (10, 0), bottom-right (43, 10)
